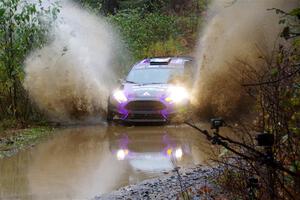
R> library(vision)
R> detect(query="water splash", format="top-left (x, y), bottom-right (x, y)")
top-left (194, 0), bottom-right (298, 119)
top-left (24, 1), bottom-right (125, 122)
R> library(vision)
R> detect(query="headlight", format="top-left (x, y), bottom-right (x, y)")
top-left (165, 86), bottom-right (189, 103)
top-left (113, 90), bottom-right (128, 103)
top-left (116, 149), bottom-right (129, 160)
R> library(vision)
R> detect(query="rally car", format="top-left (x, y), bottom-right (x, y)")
top-left (107, 57), bottom-right (196, 123)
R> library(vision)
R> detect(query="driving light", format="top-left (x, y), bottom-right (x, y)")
top-left (165, 86), bottom-right (189, 103)
top-left (113, 90), bottom-right (128, 103)
top-left (116, 149), bottom-right (129, 160)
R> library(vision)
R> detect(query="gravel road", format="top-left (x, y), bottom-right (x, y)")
top-left (94, 165), bottom-right (226, 200)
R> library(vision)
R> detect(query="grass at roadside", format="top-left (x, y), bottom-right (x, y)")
top-left (0, 123), bottom-right (55, 158)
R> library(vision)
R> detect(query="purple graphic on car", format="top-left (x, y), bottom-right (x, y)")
top-left (107, 57), bottom-right (196, 123)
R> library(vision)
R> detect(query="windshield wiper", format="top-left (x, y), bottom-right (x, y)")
top-left (125, 81), bottom-right (164, 85)
top-left (141, 82), bottom-right (164, 85)
top-left (146, 82), bottom-right (164, 84)
top-left (125, 80), bottom-right (138, 84)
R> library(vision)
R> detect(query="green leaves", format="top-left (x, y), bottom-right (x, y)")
top-left (270, 68), bottom-right (279, 77)
top-left (289, 8), bottom-right (300, 19)
top-left (109, 8), bottom-right (198, 60)
top-left (290, 161), bottom-right (300, 173)
top-left (0, 0), bottom-right (60, 119)
top-left (0, 8), bottom-right (5, 17)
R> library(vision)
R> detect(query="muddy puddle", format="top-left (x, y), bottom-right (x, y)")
top-left (0, 125), bottom-right (213, 199)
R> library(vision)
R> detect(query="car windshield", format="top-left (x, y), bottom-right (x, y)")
top-left (126, 67), bottom-right (183, 84)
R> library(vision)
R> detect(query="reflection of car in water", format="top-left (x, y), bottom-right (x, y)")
top-left (107, 57), bottom-right (196, 123)
top-left (108, 127), bottom-right (198, 173)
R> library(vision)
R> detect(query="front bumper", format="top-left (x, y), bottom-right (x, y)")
top-left (108, 98), bottom-right (189, 123)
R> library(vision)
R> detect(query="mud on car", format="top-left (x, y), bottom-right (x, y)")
top-left (107, 57), bottom-right (196, 123)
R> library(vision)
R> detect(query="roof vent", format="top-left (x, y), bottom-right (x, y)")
top-left (150, 58), bottom-right (171, 65)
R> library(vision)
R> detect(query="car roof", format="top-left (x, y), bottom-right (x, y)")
top-left (132, 57), bottom-right (194, 70)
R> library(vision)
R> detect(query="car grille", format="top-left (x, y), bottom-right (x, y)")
top-left (125, 100), bottom-right (166, 111)
top-left (127, 113), bottom-right (165, 120)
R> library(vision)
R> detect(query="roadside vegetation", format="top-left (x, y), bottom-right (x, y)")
top-left (76, 0), bottom-right (207, 60)
top-left (0, 0), bottom-right (59, 121)
top-left (0, 126), bottom-right (54, 158)
top-left (0, 0), bottom-right (59, 156)
top-left (218, 8), bottom-right (300, 200)
top-left (108, 7), bottom-right (201, 59)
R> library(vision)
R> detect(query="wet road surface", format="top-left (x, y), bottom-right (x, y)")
top-left (0, 124), bottom-right (214, 200)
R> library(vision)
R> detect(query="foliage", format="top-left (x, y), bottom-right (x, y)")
top-left (75, 0), bottom-right (206, 60)
top-left (0, 126), bottom-right (54, 158)
top-left (75, 0), bottom-right (210, 15)
top-left (109, 9), bottom-right (177, 59)
top-left (73, 0), bottom-right (103, 13)
top-left (0, 0), bottom-right (59, 120)
top-left (142, 37), bottom-right (187, 58)
top-left (109, 9), bottom-right (200, 60)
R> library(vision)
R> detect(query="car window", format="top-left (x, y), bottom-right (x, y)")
top-left (126, 68), bottom-right (183, 84)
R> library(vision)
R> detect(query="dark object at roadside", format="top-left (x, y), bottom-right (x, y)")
top-left (256, 133), bottom-right (274, 147)
top-left (210, 118), bottom-right (224, 130)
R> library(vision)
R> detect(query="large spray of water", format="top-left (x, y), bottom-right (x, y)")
top-left (24, 1), bottom-right (124, 121)
top-left (194, 0), bottom-right (298, 119)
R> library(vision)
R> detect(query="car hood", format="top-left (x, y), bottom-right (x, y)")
top-left (123, 83), bottom-right (169, 99)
